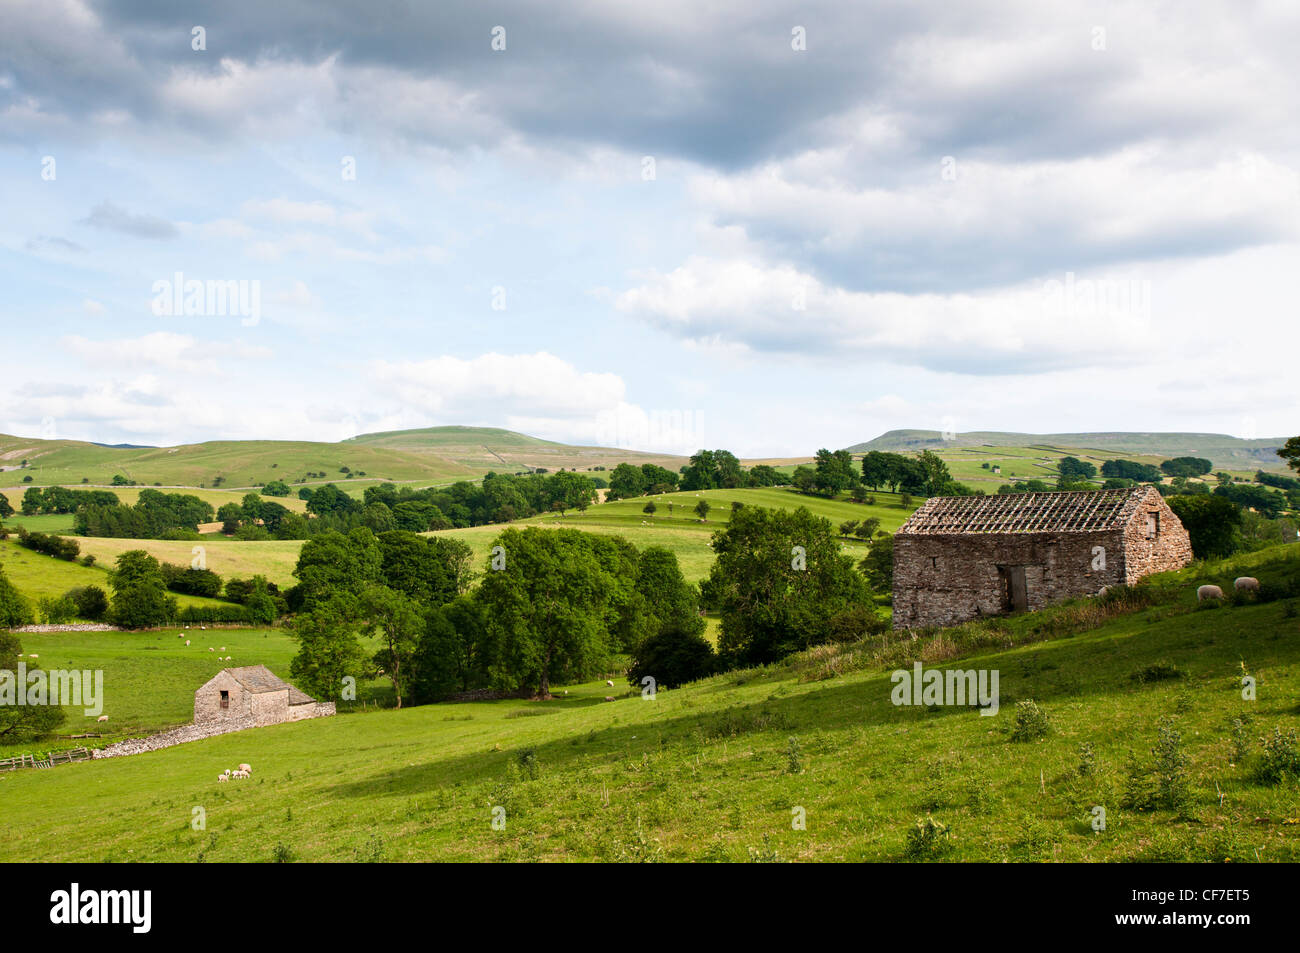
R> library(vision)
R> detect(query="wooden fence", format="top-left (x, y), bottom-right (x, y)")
top-left (0, 746), bottom-right (90, 771)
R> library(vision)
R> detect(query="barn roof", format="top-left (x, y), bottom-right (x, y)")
top-left (897, 486), bottom-right (1155, 535)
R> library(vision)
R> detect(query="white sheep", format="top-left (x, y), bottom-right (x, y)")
top-left (1234, 576), bottom-right (1260, 592)
top-left (238, 763), bottom-right (251, 773)
top-left (28, 654), bottom-right (37, 659)
top-left (217, 774), bottom-right (228, 782)
top-left (208, 647), bottom-right (214, 652)
top-left (220, 646), bottom-right (225, 651)
top-left (97, 715), bottom-right (108, 723)
top-left (185, 640), bottom-right (191, 646)
top-left (1197, 584), bottom-right (1224, 601)
top-left (605, 679), bottom-right (614, 687)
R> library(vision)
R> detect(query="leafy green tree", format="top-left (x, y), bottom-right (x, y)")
top-left (0, 492), bottom-right (11, 519)
top-left (108, 550), bottom-right (176, 628)
top-left (703, 505), bottom-right (871, 666)
top-left (747, 464), bottom-right (782, 487)
top-left (476, 528), bottom-right (619, 696)
top-left (1278, 436), bottom-right (1300, 474)
top-left (608, 462), bottom-right (647, 500)
top-left (1057, 456), bottom-right (1098, 484)
top-left (861, 451), bottom-right (893, 491)
top-left (0, 565), bottom-right (34, 628)
top-left (1167, 495), bottom-right (1243, 559)
top-left (643, 500), bottom-right (657, 516)
top-left (262, 480), bottom-right (292, 496)
top-left (292, 528), bottom-right (382, 610)
top-left (813, 448), bottom-right (859, 497)
top-left (1160, 457), bottom-right (1212, 478)
top-left (412, 594), bottom-right (496, 701)
top-left (217, 502), bottom-right (243, 534)
top-left (66, 585), bottom-right (109, 621)
top-left (640, 464), bottom-right (679, 494)
top-left (858, 534), bottom-right (894, 593)
top-left (626, 622), bottom-right (717, 690)
top-left (636, 546), bottom-right (704, 639)
top-left (679, 450), bottom-right (720, 491)
top-left (854, 517), bottom-right (881, 539)
top-left (288, 596), bottom-right (369, 703)
top-left (376, 531), bottom-right (459, 605)
top-left (358, 585), bottom-right (423, 708)
top-left (694, 499), bottom-right (711, 521)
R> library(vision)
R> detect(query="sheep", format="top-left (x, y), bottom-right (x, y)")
top-left (218, 774), bottom-right (228, 782)
top-left (97, 715), bottom-right (108, 723)
top-left (185, 640), bottom-right (191, 646)
top-left (605, 680), bottom-right (614, 687)
top-left (604, 695), bottom-right (615, 702)
top-left (238, 763), bottom-right (251, 774)
top-left (28, 654), bottom-right (37, 659)
top-left (1234, 576), bottom-right (1260, 592)
top-left (220, 646), bottom-right (225, 651)
top-left (1095, 585), bottom-right (1110, 597)
top-left (1197, 584), bottom-right (1224, 602)
top-left (208, 647), bottom-right (214, 652)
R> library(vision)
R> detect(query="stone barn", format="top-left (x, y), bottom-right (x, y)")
top-left (892, 486), bottom-right (1192, 629)
top-left (194, 665), bottom-right (335, 727)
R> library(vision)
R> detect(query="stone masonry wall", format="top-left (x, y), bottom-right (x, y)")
top-left (892, 529), bottom-right (1125, 629)
top-left (92, 702), bottom-right (335, 760)
top-left (1119, 491), bottom-right (1194, 582)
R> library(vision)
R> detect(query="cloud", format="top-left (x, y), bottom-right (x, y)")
top-left (80, 201), bottom-right (178, 239)
top-left (61, 332), bottom-right (271, 375)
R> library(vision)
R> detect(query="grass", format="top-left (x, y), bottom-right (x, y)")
top-left (2, 545), bottom-right (1297, 862)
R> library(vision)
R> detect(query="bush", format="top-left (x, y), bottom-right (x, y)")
top-left (176, 605), bottom-right (253, 625)
top-left (36, 595), bottom-right (78, 625)
top-left (626, 622), bottom-right (718, 690)
top-left (1010, 699), bottom-right (1050, 742)
top-left (16, 528), bottom-right (80, 561)
top-left (66, 586), bottom-right (109, 621)
top-left (1130, 660), bottom-right (1186, 685)
top-left (1125, 717), bottom-right (1191, 813)
top-left (904, 816), bottom-right (951, 859)
top-left (1256, 727), bottom-right (1300, 785)
top-left (0, 567), bottom-right (34, 627)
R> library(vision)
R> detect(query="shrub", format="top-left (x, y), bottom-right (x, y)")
top-left (80, 554), bottom-right (96, 567)
top-left (177, 605), bottom-right (253, 625)
top-left (785, 736), bottom-right (803, 774)
top-left (1125, 717), bottom-right (1191, 813)
top-left (1228, 714), bottom-right (1253, 765)
top-left (66, 586), bottom-right (109, 621)
top-left (904, 816), bottom-right (951, 859)
top-left (1130, 660), bottom-right (1186, 685)
top-left (626, 622), bottom-right (718, 690)
top-left (0, 567), bottom-right (34, 627)
top-left (16, 528), bottom-right (80, 561)
top-left (1077, 742), bottom-right (1097, 777)
top-left (36, 595), bottom-right (78, 624)
top-left (1256, 727), bottom-right (1300, 785)
top-left (1011, 699), bottom-right (1050, 742)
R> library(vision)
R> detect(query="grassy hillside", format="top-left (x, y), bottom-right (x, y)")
top-left (2, 545), bottom-right (1297, 862)
top-left (347, 425), bottom-right (690, 474)
top-left (0, 434), bottom-right (477, 491)
top-left (853, 429), bottom-right (1288, 472)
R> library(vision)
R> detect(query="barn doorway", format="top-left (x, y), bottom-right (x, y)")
top-left (998, 566), bottom-right (1028, 613)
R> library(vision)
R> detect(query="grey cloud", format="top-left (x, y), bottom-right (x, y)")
top-left (80, 201), bottom-right (179, 239)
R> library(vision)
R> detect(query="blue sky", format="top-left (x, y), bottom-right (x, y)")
top-left (2, 0), bottom-right (1297, 456)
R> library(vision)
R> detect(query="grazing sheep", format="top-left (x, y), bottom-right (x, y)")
top-left (604, 695), bottom-right (615, 702)
top-left (238, 763), bottom-right (251, 773)
top-left (97, 715), bottom-right (108, 723)
top-left (1197, 585), bottom-right (1224, 602)
top-left (1234, 576), bottom-right (1260, 592)
top-left (28, 654), bottom-right (37, 659)
top-left (185, 640), bottom-right (190, 646)
top-left (220, 646), bottom-right (225, 651)
top-left (605, 679), bottom-right (614, 687)
top-left (208, 647), bottom-right (214, 652)
top-left (218, 774), bottom-right (228, 782)
top-left (1096, 585), bottom-right (1110, 597)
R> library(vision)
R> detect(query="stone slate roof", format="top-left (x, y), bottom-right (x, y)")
top-left (224, 665), bottom-right (316, 703)
top-left (897, 486), bottom-right (1153, 535)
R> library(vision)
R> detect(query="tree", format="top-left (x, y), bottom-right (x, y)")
top-left (1167, 495), bottom-right (1242, 559)
top-left (476, 528), bottom-right (618, 697)
top-left (813, 448), bottom-right (858, 497)
top-left (108, 550), bottom-right (176, 628)
top-left (854, 517), bottom-right (881, 539)
top-left (1160, 457), bottom-right (1212, 478)
top-left (1278, 436), bottom-right (1300, 474)
top-left (679, 450), bottom-right (720, 491)
top-left (0, 565), bottom-right (34, 628)
top-left (262, 480), bottom-right (292, 496)
top-left (358, 585), bottom-right (423, 709)
top-left (643, 500), bottom-right (657, 517)
top-left (65, 585), bottom-right (109, 621)
top-left (608, 462), bottom-right (647, 500)
top-left (702, 505), bottom-right (872, 666)
top-left (858, 534), bottom-right (894, 593)
top-left (694, 499), bottom-right (711, 521)
top-left (288, 596), bottom-right (369, 703)
top-left (376, 530), bottom-right (459, 606)
top-left (626, 622), bottom-right (717, 690)
top-left (412, 594), bottom-right (496, 702)
top-left (1057, 456), bottom-right (1098, 484)
top-left (292, 528), bottom-right (382, 610)
top-left (636, 546), bottom-right (704, 639)
top-left (0, 492), bottom-right (11, 519)
top-left (861, 451), bottom-right (892, 491)
top-left (217, 502), bottom-right (243, 534)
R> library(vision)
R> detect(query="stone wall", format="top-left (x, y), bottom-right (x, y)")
top-left (92, 702), bottom-right (334, 760)
top-left (892, 529), bottom-right (1125, 629)
top-left (1118, 491), bottom-right (1194, 582)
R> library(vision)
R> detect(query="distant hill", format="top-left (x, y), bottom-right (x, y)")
top-left (851, 430), bottom-right (1288, 471)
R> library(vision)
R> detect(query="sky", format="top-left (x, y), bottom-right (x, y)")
top-left (1, 0), bottom-right (1297, 457)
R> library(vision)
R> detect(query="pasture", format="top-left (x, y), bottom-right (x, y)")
top-left (2, 545), bottom-right (1298, 862)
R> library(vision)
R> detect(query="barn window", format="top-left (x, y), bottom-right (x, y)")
top-left (220, 690), bottom-right (229, 710)
top-left (930, 556), bottom-right (939, 570)
top-left (1146, 512), bottom-right (1160, 538)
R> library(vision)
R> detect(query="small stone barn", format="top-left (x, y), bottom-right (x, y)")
top-left (194, 665), bottom-right (335, 727)
top-left (892, 486), bottom-right (1192, 629)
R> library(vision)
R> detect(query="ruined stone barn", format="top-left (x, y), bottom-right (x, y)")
top-left (891, 486), bottom-right (1193, 629)
top-left (194, 665), bottom-right (335, 727)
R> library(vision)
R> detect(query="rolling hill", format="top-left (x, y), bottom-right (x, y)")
top-left (852, 430), bottom-right (1288, 471)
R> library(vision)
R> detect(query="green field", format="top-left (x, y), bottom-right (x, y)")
top-left (2, 545), bottom-right (1297, 862)
top-left (0, 538), bottom-right (228, 612)
top-left (66, 537), bottom-right (305, 589)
